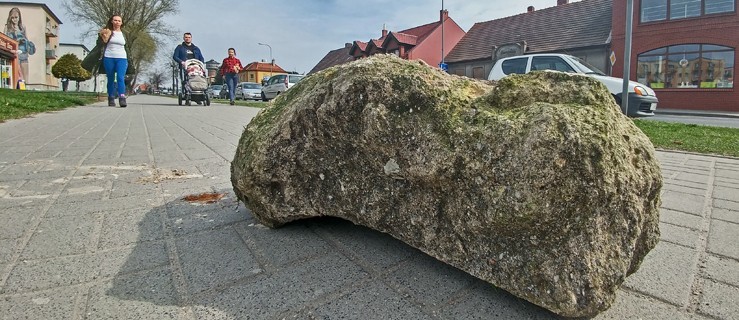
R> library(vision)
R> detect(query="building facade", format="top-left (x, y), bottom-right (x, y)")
top-left (0, 32), bottom-right (19, 89)
top-left (56, 43), bottom-right (106, 92)
top-left (0, 2), bottom-right (62, 90)
top-left (239, 61), bottom-right (287, 84)
top-left (611, 0), bottom-right (737, 111)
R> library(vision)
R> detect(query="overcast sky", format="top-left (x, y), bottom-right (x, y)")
top-left (39, 0), bottom-right (581, 74)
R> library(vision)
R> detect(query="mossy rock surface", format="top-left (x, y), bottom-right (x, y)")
top-left (231, 55), bottom-right (662, 317)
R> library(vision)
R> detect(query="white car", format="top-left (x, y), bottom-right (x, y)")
top-left (261, 74), bottom-right (304, 101)
top-left (488, 53), bottom-right (658, 117)
top-left (234, 82), bottom-right (262, 101)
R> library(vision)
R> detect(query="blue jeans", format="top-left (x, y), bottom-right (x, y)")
top-left (225, 73), bottom-right (238, 101)
top-left (103, 57), bottom-right (127, 97)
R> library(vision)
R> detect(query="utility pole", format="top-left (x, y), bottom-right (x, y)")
top-left (621, 0), bottom-right (634, 116)
top-left (258, 43), bottom-right (273, 79)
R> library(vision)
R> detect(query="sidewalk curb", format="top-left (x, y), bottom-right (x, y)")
top-left (655, 109), bottom-right (739, 119)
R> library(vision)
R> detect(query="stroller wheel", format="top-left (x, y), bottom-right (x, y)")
top-left (205, 95), bottom-right (211, 106)
top-left (185, 97), bottom-right (191, 106)
top-left (178, 94), bottom-right (182, 106)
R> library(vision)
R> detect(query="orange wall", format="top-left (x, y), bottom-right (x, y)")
top-left (409, 19), bottom-right (466, 68)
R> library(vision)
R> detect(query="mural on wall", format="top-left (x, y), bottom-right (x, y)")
top-left (4, 7), bottom-right (35, 82)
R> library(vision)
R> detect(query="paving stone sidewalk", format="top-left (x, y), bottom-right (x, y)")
top-left (0, 95), bottom-right (737, 319)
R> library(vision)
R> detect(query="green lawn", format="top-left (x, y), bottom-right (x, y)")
top-left (0, 89), bottom-right (98, 122)
top-left (1, 89), bottom-right (736, 158)
top-left (633, 119), bottom-right (739, 158)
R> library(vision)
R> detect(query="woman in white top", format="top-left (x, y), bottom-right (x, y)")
top-left (100, 15), bottom-right (128, 107)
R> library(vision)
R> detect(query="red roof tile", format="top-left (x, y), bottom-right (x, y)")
top-left (390, 32), bottom-right (418, 46)
top-left (309, 45), bottom-right (354, 74)
top-left (445, 0), bottom-right (612, 63)
top-left (243, 61), bottom-right (286, 73)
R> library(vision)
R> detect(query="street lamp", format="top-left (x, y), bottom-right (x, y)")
top-left (258, 42), bottom-right (273, 79)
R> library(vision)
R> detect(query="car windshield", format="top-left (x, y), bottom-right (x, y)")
top-left (570, 56), bottom-right (606, 75)
top-left (245, 83), bottom-right (261, 89)
top-left (212, 85), bottom-right (222, 90)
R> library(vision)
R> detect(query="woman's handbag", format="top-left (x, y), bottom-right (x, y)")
top-left (81, 28), bottom-right (111, 75)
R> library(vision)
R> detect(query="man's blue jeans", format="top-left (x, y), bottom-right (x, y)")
top-left (103, 57), bottom-right (127, 97)
top-left (225, 73), bottom-right (238, 101)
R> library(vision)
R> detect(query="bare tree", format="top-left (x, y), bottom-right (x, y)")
top-left (148, 68), bottom-right (167, 91)
top-left (62, 0), bottom-right (179, 92)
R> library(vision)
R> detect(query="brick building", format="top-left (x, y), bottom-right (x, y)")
top-left (611, 0), bottom-right (737, 111)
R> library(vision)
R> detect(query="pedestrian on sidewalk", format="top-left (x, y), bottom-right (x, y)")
top-left (173, 33), bottom-right (205, 104)
top-left (220, 48), bottom-right (243, 105)
top-left (100, 15), bottom-right (128, 107)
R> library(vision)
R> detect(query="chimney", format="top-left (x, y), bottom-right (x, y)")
top-left (557, 0), bottom-right (569, 5)
top-left (345, 42), bottom-right (352, 49)
top-left (440, 9), bottom-right (449, 22)
top-left (527, 6), bottom-right (535, 13)
top-left (381, 24), bottom-right (388, 38)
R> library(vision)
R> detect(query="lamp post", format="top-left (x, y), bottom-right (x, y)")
top-left (258, 42), bottom-right (273, 79)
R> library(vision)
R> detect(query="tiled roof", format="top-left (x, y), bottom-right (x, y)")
top-left (243, 61), bottom-right (286, 73)
top-left (445, 0), bottom-right (612, 63)
top-left (309, 45), bottom-right (354, 74)
top-left (389, 32), bottom-right (418, 46)
top-left (398, 21), bottom-right (440, 43)
top-left (350, 41), bottom-right (368, 56)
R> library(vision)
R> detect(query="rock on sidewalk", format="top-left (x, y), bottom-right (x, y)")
top-left (230, 55), bottom-right (662, 317)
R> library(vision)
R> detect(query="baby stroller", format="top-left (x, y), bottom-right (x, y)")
top-left (178, 59), bottom-right (211, 106)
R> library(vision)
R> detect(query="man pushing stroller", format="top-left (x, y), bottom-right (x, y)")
top-left (173, 32), bottom-right (206, 105)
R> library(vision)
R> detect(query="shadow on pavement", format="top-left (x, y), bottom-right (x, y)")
top-left (101, 188), bottom-right (559, 319)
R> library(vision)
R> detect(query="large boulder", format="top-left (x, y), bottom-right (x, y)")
top-left (231, 55), bottom-right (661, 317)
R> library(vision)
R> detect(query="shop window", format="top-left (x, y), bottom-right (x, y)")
top-left (641, 0), bottom-right (734, 22)
top-left (637, 44), bottom-right (734, 89)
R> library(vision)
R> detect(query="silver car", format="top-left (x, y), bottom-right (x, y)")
top-left (261, 74), bottom-right (304, 101)
top-left (235, 82), bottom-right (263, 101)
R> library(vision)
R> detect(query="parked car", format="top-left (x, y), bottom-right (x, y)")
top-left (235, 82), bottom-right (262, 101)
top-left (208, 84), bottom-right (222, 99)
top-left (261, 74), bottom-right (304, 101)
top-left (488, 53), bottom-right (658, 117)
top-left (219, 85), bottom-right (229, 99)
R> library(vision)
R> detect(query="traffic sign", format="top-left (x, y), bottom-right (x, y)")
top-left (610, 51), bottom-right (617, 66)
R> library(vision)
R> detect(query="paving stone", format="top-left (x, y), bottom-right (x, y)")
top-left (707, 219), bottom-right (739, 260)
top-left (97, 207), bottom-right (165, 249)
top-left (166, 202), bottom-right (245, 237)
top-left (439, 280), bottom-right (557, 319)
top-left (623, 241), bottom-right (697, 307)
top-left (659, 222), bottom-right (701, 248)
top-left (0, 238), bottom-right (19, 264)
top-left (303, 281), bottom-right (430, 320)
top-left (98, 241), bottom-right (170, 278)
top-left (697, 280), bottom-right (739, 319)
top-left (712, 207), bottom-right (739, 224)
top-left (704, 254), bottom-right (739, 287)
top-left (85, 268), bottom-right (180, 320)
top-left (20, 212), bottom-right (100, 260)
top-left (110, 180), bottom-right (159, 198)
top-left (713, 198), bottom-right (739, 211)
top-left (660, 208), bottom-right (703, 229)
top-left (661, 182), bottom-right (706, 196)
top-left (0, 286), bottom-right (79, 320)
top-left (660, 190), bottom-right (705, 216)
top-left (674, 172), bottom-right (710, 184)
top-left (713, 185), bottom-right (739, 202)
top-left (0, 205), bottom-right (42, 240)
top-left (236, 221), bottom-right (331, 268)
top-left (47, 196), bottom-right (159, 217)
top-left (9, 180), bottom-right (63, 198)
top-left (193, 252), bottom-right (368, 320)
top-left (314, 218), bottom-right (418, 273)
top-left (384, 252), bottom-right (476, 309)
top-left (175, 227), bottom-right (260, 294)
top-left (593, 290), bottom-right (708, 320)
top-left (2, 254), bottom-right (101, 294)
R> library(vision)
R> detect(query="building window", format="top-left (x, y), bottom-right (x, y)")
top-left (637, 44), bottom-right (734, 89)
top-left (641, 0), bottom-right (734, 22)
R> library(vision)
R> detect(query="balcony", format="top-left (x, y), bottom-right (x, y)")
top-left (45, 49), bottom-right (56, 60)
top-left (45, 23), bottom-right (58, 37)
